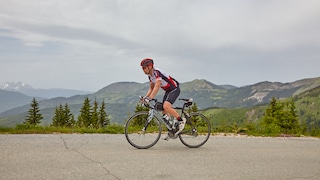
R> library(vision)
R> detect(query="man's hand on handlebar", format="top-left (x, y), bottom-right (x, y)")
top-left (143, 96), bottom-right (151, 103)
top-left (140, 96), bottom-right (151, 105)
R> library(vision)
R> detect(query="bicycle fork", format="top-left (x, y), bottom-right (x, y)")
top-left (142, 110), bottom-right (154, 132)
top-left (143, 109), bottom-right (167, 133)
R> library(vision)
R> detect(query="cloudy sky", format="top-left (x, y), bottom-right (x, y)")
top-left (1, 0), bottom-right (320, 91)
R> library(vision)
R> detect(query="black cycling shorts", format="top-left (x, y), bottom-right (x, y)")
top-left (163, 87), bottom-right (180, 104)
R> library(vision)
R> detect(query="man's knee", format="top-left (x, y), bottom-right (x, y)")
top-left (163, 101), bottom-right (172, 110)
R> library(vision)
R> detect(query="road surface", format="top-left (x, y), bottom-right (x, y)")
top-left (0, 134), bottom-right (319, 180)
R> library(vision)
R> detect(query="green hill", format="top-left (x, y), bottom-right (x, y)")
top-left (294, 86), bottom-right (320, 133)
top-left (201, 86), bottom-right (320, 135)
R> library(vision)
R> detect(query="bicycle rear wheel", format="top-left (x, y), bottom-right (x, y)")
top-left (179, 112), bottom-right (211, 148)
top-left (125, 111), bottom-right (162, 149)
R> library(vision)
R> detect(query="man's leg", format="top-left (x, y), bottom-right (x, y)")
top-left (163, 101), bottom-right (179, 119)
top-left (162, 87), bottom-right (180, 119)
top-left (162, 88), bottom-right (186, 136)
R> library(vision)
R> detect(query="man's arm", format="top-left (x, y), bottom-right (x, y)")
top-left (148, 79), bottom-right (161, 99)
top-left (145, 82), bottom-right (154, 98)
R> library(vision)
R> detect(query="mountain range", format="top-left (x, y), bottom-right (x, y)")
top-left (0, 81), bottom-right (92, 99)
top-left (0, 81), bottom-right (92, 113)
top-left (0, 77), bottom-right (320, 127)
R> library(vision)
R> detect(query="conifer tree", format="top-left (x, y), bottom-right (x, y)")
top-left (91, 100), bottom-right (99, 128)
top-left (98, 100), bottom-right (110, 128)
top-left (263, 97), bottom-right (278, 125)
top-left (280, 98), bottom-right (299, 133)
top-left (133, 103), bottom-right (148, 126)
top-left (262, 97), bottom-right (300, 134)
top-left (63, 103), bottom-right (75, 127)
top-left (189, 102), bottom-right (199, 113)
top-left (52, 103), bottom-right (75, 127)
top-left (51, 104), bottom-right (64, 127)
top-left (51, 106), bottom-right (59, 127)
top-left (77, 97), bottom-right (92, 127)
top-left (188, 102), bottom-right (199, 124)
top-left (24, 98), bottom-right (43, 126)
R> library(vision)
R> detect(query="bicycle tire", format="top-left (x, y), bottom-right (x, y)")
top-left (125, 111), bottom-right (162, 149)
top-left (179, 112), bottom-right (211, 148)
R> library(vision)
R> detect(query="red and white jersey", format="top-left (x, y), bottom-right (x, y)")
top-left (148, 68), bottom-right (179, 92)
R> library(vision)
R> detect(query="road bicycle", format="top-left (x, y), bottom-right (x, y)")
top-left (124, 96), bottom-right (211, 149)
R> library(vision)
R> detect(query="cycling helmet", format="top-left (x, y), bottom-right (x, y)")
top-left (140, 58), bottom-right (154, 67)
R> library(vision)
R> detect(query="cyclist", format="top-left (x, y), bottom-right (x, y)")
top-left (140, 58), bottom-right (186, 136)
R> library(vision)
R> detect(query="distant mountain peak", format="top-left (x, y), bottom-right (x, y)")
top-left (0, 81), bottom-right (33, 91)
top-left (181, 79), bottom-right (225, 90)
top-left (96, 81), bottom-right (148, 94)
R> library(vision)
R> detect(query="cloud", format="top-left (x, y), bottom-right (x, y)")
top-left (0, 0), bottom-right (320, 91)
top-left (1, 0), bottom-right (319, 51)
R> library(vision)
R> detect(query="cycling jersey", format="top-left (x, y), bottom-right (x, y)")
top-left (148, 68), bottom-right (179, 92)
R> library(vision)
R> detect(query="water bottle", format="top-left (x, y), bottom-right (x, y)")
top-left (163, 114), bottom-right (170, 124)
top-left (172, 119), bottom-right (178, 129)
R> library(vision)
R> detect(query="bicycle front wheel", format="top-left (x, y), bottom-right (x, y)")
top-left (125, 111), bottom-right (162, 149)
top-left (179, 112), bottom-right (211, 148)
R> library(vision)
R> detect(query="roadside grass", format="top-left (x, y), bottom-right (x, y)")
top-left (1, 124), bottom-right (319, 138)
top-left (0, 124), bottom-right (125, 134)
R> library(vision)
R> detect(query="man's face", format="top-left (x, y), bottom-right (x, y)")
top-left (142, 65), bottom-right (152, 75)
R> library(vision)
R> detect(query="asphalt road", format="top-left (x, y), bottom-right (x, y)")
top-left (0, 134), bottom-right (319, 180)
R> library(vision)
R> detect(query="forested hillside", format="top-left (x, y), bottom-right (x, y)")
top-left (202, 86), bottom-right (320, 136)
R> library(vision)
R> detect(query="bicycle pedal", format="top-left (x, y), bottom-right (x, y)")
top-left (164, 136), bottom-right (169, 141)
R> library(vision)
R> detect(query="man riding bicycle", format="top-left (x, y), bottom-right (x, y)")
top-left (140, 58), bottom-right (186, 136)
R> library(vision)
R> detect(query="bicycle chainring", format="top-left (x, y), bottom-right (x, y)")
top-left (167, 130), bottom-right (177, 139)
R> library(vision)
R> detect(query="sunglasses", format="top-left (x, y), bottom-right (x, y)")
top-left (142, 66), bottom-right (148, 70)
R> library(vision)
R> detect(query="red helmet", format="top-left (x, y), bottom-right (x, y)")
top-left (140, 58), bottom-right (154, 67)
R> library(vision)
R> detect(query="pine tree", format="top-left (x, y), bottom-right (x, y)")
top-left (24, 98), bottom-right (43, 126)
top-left (77, 97), bottom-right (92, 127)
top-left (91, 100), bottom-right (99, 128)
top-left (263, 97), bottom-right (278, 124)
top-left (189, 102), bottom-right (199, 113)
top-left (51, 103), bottom-right (75, 128)
top-left (262, 97), bottom-right (300, 134)
top-left (133, 103), bottom-right (148, 126)
top-left (51, 106), bottom-right (59, 127)
top-left (98, 100), bottom-right (109, 128)
top-left (280, 98), bottom-right (299, 133)
top-left (188, 102), bottom-right (199, 124)
top-left (51, 104), bottom-right (63, 127)
top-left (63, 103), bottom-right (75, 127)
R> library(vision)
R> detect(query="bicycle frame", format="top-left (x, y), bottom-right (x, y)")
top-left (142, 97), bottom-right (193, 133)
top-left (143, 104), bottom-right (172, 132)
